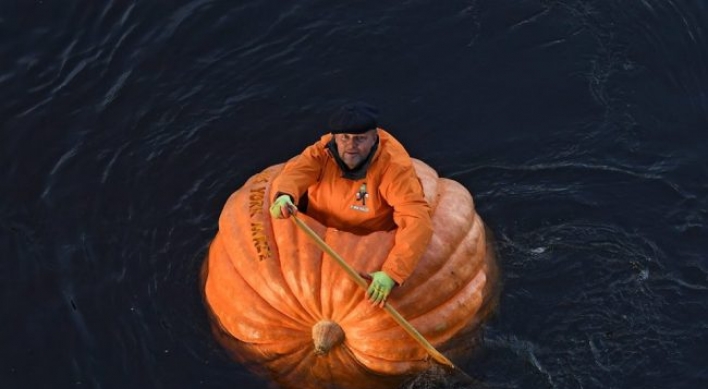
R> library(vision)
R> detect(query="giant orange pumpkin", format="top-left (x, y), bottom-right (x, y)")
top-left (202, 159), bottom-right (498, 389)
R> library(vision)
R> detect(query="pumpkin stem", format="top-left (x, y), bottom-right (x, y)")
top-left (312, 320), bottom-right (345, 355)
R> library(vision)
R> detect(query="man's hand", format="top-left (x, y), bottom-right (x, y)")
top-left (269, 194), bottom-right (296, 219)
top-left (366, 271), bottom-right (396, 307)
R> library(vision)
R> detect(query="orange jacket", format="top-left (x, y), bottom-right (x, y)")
top-left (271, 129), bottom-right (433, 284)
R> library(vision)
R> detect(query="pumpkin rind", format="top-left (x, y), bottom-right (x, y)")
top-left (202, 159), bottom-right (498, 389)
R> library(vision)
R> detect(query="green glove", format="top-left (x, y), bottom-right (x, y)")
top-left (366, 271), bottom-right (396, 307)
top-left (269, 194), bottom-right (296, 219)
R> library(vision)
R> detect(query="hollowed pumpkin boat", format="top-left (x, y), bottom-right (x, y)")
top-left (201, 159), bottom-right (498, 389)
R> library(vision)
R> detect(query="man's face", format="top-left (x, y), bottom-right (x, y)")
top-left (334, 129), bottom-right (378, 169)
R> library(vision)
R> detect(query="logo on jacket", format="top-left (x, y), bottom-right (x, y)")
top-left (351, 183), bottom-right (369, 212)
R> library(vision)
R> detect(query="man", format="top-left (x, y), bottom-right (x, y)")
top-left (269, 102), bottom-right (433, 307)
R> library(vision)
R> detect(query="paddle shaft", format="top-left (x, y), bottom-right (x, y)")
top-left (288, 214), bottom-right (456, 369)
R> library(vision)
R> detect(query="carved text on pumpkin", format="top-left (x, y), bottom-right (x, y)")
top-left (248, 172), bottom-right (272, 261)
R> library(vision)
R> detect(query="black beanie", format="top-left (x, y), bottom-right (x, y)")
top-left (328, 102), bottom-right (379, 134)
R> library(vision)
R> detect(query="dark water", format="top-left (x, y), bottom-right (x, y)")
top-left (2, 1), bottom-right (707, 388)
